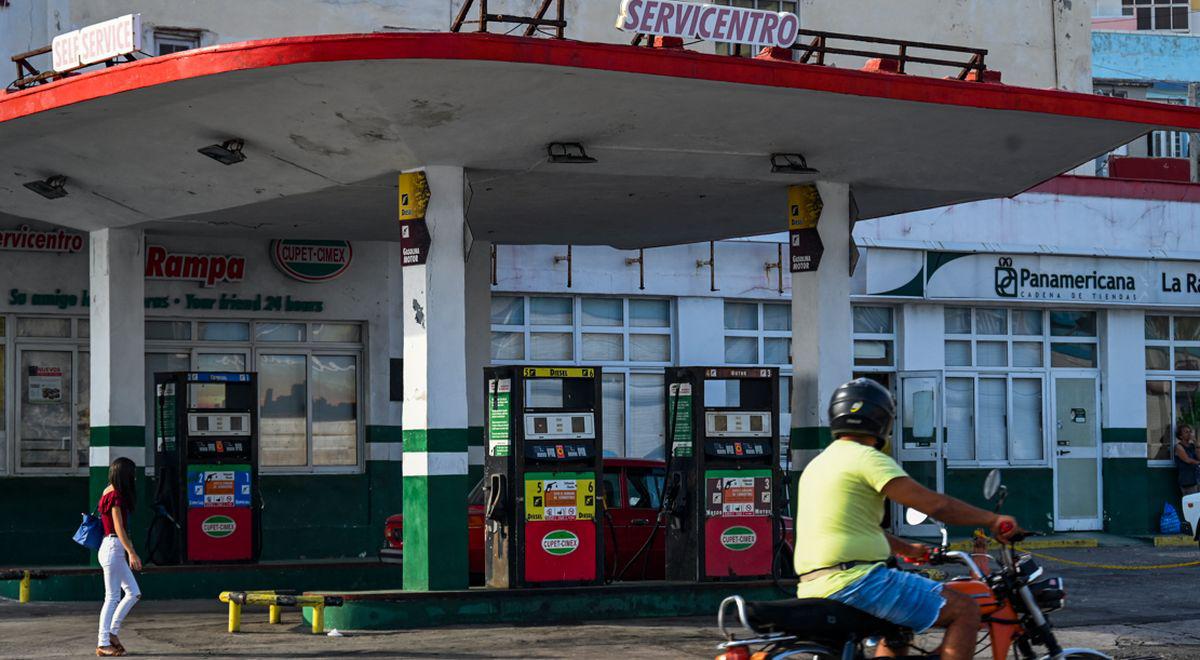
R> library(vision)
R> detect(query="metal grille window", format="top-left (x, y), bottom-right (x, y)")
top-left (491, 295), bottom-right (674, 460)
top-left (722, 301), bottom-right (793, 462)
top-left (941, 307), bottom-right (1098, 467)
top-left (713, 0), bottom-right (800, 57)
top-left (1143, 315), bottom-right (1200, 462)
top-left (853, 306), bottom-right (896, 369)
top-left (145, 319), bottom-right (364, 473)
top-left (1122, 0), bottom-right (1189, 30)
top-left (155, 29), bottom-right (201, 55)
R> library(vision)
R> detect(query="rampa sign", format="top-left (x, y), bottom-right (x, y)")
top-left (52, 14), bottom-right (141, 73)
top-left (616, 0), bottom-right (799, 50)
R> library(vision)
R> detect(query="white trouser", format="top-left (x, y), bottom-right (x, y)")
top-left (97, 536), bottom-right (140, 647)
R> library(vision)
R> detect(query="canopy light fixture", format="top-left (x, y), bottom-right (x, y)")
top-left (770, 153), bottom-right (819, 175)
top-left (547, 142), bottom-right (596, 164)
top-left (24, 175), bottom-right (68, 199)
top-left (199, 138), bottom-right (246, 165)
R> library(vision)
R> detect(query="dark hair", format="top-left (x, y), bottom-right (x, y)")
top-left (108, 457), bottom-right (137, 511)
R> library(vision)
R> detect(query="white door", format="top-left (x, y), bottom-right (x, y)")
top-left (896, 372), bottom-right (943, 536)
top-left (1052, 376), bottom-right (1102, 531)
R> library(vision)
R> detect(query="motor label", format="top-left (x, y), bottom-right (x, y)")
top-left (524, 472), bottom-right (596, 522)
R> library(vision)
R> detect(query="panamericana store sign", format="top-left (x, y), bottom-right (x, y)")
top-left (865, 249), bottom-right (1200, 307)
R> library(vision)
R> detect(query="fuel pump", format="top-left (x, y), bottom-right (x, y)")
top-left (153, 372), bottom-right (260, 563)
top-left (663, 367), bottom-right (780, 581)
top-left (483, 365), bottom-right (604, 588)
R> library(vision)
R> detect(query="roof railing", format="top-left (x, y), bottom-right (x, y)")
top-left (450, 0), bottom-right (568, 39)
top-left (8, 45), bottom-right (139, 93)
top-left (631, 27), bottom-right (990, 81)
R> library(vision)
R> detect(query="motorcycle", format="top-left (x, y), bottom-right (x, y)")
top-left (713, 470), bottom-right (1110, 660)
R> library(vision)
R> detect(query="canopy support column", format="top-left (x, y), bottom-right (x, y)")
top-left (790, 182), bottom-right (853, 474)
top-left (88, 228), bottom-right (147, 530)
top-left (401, 166), bottom-right (471, 591)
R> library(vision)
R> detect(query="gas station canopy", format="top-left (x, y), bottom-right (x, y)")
top-left (3, 32), bottom-right (1200, 248)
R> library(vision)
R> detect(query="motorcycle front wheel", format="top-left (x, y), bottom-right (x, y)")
top-left (1055, 650), bottom-right (1113, 660)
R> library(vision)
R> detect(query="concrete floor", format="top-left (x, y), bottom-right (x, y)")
top-left (5, 545), bottom-right (1200, 658)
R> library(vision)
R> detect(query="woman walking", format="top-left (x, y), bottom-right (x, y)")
top-left (1175, 424), bottom-right (1200, 496)
top-left (97, 457), bottom-right (142, 657)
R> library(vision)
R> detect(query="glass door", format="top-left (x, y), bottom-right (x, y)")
top-left (1052, 375), bottom-right (1102, 531)
top-left (16, 348), bottom-right (74, 471)
top-left (896, 372), bottom-right (943, 536)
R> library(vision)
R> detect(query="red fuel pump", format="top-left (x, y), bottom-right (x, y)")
top-left (663, 367), bottom-right (781, 581)
top-left (151, 372), bottom-right (260, 564)
top-left (483, 366), bottom-right (604, 587)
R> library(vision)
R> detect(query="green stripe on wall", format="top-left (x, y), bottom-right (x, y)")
top-left (468, 426), bottom-right (483, 447)
top-left (790, 426), bottom-right (830, 451)
top-left (1101, 427), bottom-right (1144, 444)
top-left (366, 425), bottom-right (403, 443)
top-left (403, 428), bottom-right (470, 453)
top-left (90, 426), bottom-right (146, 447)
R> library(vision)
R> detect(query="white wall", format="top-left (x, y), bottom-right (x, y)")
top-left (799, 0), bottom-right (1093, 91)
top-left (856, 190), bottom-right (1200, 259)
top-left (0, 230), bottom-right (400, 429)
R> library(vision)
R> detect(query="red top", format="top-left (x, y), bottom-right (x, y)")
top-left (98, 489), bottom-right (128, 536)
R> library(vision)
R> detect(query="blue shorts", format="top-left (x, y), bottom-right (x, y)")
top-left (826, 565), bottom-right (946, 633)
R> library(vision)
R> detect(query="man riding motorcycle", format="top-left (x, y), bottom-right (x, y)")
top-left (794, 378), bottom-right (1020, 660)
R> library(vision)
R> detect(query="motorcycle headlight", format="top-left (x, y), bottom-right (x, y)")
top-left (1029, 576), bottom-right (1066, 612)
top-left (1016, 555), bottom-right (1044, 582)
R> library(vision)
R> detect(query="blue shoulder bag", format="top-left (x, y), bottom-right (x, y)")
top-left (72, 510), bottom-right (104, 551)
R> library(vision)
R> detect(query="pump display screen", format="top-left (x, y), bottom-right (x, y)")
top-left (705, 411), bottom-right (772, 438)
top-left (524, 413), bottom-right (595, 440)
top-left (188, 412), bottom-right (251, 437)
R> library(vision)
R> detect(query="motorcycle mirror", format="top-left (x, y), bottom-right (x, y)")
top-left (904, 508), bottom-right (929, 526)
top-left (983, 469), bottom-right (1003, 500)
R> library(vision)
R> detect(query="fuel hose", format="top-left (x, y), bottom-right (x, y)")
top-left (615, 372), bottom-right (688, 581)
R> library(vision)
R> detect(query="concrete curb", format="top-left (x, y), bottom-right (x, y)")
top-left (1152, 534), bottom-right (1199, 547)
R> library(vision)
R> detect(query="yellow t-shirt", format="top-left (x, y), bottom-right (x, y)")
top-left (793, 440), bottom-right (908, 599)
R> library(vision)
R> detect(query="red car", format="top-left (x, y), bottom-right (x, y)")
top-left (382, 458), bottom-right (794, 581)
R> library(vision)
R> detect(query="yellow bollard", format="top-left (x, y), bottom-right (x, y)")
top-left (227, 600), bottom-right (242, 633)
top-left (311, 604), bottom-right (324, 635)
top-left (19, 571), bottom-right (31, 604)
top-left (269, 604), bottom-right (282, 624)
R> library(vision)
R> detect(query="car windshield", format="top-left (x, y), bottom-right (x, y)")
top-left (468, 477), bottom-right (485, 506)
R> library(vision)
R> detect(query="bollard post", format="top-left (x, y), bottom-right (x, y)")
top-left (311, 604), bottom-right (324, 634)
top-left (269, 603), bottom-right (282, 624)
top-left (227, 600), bottom-right (242, 633)
top-left (19, 571), bottom-right (31, 604)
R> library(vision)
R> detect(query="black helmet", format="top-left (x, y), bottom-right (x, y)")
top-left (828, 378), bottom-right (895, 442)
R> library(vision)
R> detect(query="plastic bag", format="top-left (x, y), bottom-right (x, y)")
top-left (1161, 502), bottom-right (1183, 535)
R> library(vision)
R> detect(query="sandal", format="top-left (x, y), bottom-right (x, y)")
top-left (96, 646), bottom-right (122, 657)
top-left (110, 635), bottom-right (126, 655)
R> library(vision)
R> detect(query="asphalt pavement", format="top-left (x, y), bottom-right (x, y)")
top-left (4, 544), bottom-right (1200, 658)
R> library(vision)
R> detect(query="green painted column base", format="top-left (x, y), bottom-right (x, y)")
top-left (401, 429), bottom-right (469, 591)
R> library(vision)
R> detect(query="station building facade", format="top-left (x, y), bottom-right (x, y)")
top-left (0, 0), bottom-right (1177, 569)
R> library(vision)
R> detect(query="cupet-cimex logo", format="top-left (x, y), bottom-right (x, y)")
top-left (995, 257), bottom-right (1018, 298)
